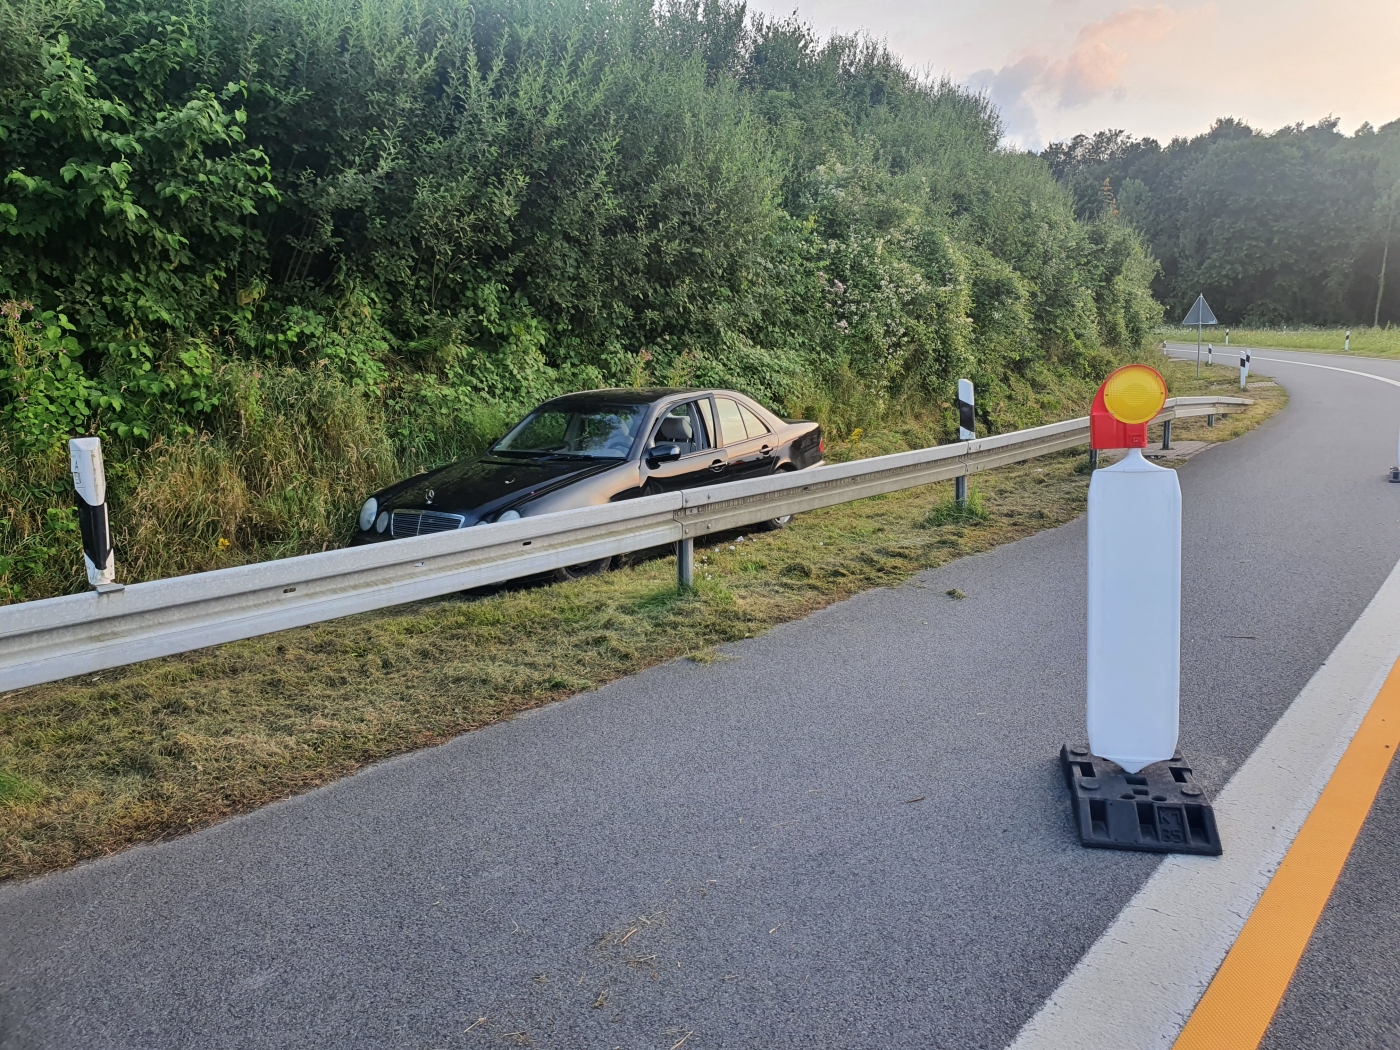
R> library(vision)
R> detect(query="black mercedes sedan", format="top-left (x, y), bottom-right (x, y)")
top-left (350, 388), bottom-right (824, 578)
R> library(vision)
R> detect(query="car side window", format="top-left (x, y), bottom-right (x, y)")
top-left (652, 402), bottom-right (712, 455)
top-left (715, 397), bottom-right (747, 446)
top-left (739, 403), bottom-right (770, 438)
top-left (696, 398), bottom-right (717, 449)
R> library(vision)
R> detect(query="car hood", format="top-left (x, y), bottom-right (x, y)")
top-left (379, 455), bottom-right (623, 523)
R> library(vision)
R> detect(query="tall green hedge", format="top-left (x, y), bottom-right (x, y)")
top-left (2, 0), bottom-right (1159, 447)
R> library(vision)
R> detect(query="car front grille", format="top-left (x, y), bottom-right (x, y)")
top-left (389, 509), bottom-right (466, 537)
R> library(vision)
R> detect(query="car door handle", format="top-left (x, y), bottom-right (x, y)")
top-left (709, 458), bottom-right (726, 472)
top-left (760, 444), bottom-right (772, 455)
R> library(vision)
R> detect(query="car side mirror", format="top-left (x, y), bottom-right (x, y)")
top-left (647, 443), bottom-right (682, 465)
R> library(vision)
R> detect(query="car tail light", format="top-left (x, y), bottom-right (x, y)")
top-left (818, 436), bottom-right (825, 454)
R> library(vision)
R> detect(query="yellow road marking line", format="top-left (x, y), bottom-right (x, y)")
top-left (1172, 654), bottom-right (1400, 1049)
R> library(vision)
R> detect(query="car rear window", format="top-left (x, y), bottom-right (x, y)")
top-left (739, 403), bottom-right (770, 437)
top-left (715, 398), bottom-right (746, 445)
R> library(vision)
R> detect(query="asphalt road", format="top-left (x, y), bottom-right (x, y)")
top-left (3, 347), bottom-right (1399, 1049)
top-left (1167, 345), bottom-right (1400, 1050)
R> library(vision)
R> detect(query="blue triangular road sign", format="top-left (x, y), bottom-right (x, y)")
top-left (1182, 294), bottom-right (1217, 326)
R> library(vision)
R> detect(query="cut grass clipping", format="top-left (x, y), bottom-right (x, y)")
top-left (0, 362), bottom-right (1285, 880)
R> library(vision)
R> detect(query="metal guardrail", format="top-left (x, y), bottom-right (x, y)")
top-left (0, 396), bottom-right (1249, 691)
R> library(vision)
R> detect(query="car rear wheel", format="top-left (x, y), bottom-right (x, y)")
top-left (764, 466), bottom-right (797, 529)
top-left (554, 557), bottom-right (613, 582)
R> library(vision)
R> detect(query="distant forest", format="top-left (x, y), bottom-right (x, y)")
top-left (1043, 118), bottom-right (1400, 327)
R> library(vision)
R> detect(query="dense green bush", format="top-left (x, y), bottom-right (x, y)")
top-left (1043, 118), bottom-right (1400, 326)
top-left (1, 0), bottom-right (1160, 599)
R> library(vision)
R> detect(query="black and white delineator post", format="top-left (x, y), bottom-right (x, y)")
top-left (1346, 329), bottom-right (1351, 352)
top-left (69, 437), bottom-right (116, 588)
top-left (1391, 426), bottom-right (1400, 483)
top-left (954, 378), bottom-right (974, 506)
top-left (1206, 343), bottom-right (1213, 366)
top-left (1061, 364), bottom-right (1222, 855)
top-left (1239, 349), bottom-right (1251, 390)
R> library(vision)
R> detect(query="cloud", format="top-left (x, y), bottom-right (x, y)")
top-left (968, 5), bottom-right (1189, 147)
top-left (967, 57), bottom-right (1048, 149)
top-left (1053, 7), bottom-right (1182, 107)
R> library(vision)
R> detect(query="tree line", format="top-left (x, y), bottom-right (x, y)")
top-left (1043, 117), bottom-right (1400, 327)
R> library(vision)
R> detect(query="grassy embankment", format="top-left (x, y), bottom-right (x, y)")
top-left (0, 359), bottom-right (1285, 881)
top-left (1163, 326), bottom-right (1400, 359)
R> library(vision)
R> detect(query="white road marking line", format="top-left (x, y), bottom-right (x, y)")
top-left (1006, 556), bottom-right (1400, 1050)
top-left (1164, 346), bottom-right (1400, 389)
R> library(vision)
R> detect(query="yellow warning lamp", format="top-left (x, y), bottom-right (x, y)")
top-left (1103, 365), bottom-right (1168, 423)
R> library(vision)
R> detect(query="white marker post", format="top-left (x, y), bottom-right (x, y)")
top-left (1345, 329), bottom-right (1351, 352)
top-left (69, 437), bottom-right (117, 588)
top-left (954, 378), bottom-right (974, 506)
top-left (1206, 343), bottom-right (1213, 366)
top-left (1086, 366), bottom-right (1180, 773)
top-left (1239, 350), bottom-right (1248, 390)
top-left (1225, 328), bottom-right (1230, 346)
top-left (1392, 426), bottom-right (1400, 483)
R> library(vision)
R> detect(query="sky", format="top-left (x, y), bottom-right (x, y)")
top-left (747, 0), bottom-right (1400, 151)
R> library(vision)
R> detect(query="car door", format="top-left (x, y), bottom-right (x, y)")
top-left (640, 398), bottom-right (728, 494)
top-left (714, 396), bottom-right (777, 481)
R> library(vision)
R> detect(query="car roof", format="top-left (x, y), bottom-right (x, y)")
top-left (541, 388), bottom-right (770, 412)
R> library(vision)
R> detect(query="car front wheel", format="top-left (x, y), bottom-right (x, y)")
top-left (554, 557), bottom-right (613, 582)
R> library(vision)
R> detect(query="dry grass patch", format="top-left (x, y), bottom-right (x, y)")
top-left (0, 358), bottom-right (1284, 880)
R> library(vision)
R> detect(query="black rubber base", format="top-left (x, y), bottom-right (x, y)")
top-left (1061, 744), bottom-right (1223, 856)
top-left (1389, 466), bottom-right (1400, 483)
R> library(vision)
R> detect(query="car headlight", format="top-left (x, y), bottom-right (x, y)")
top-left (358, 497), bottom-right (378, 531)
top-left (496, 509), bottom-right (521, 522)
top-left (375, 511), bottom-right (389, 533)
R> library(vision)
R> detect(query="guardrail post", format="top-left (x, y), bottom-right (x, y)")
top-left (955, 474), bottom-right (967, 507)
top-left (676, 536), bottom-right (694, 588)
top-left (1207, 414), bottom-right (1214, 428)
top-left (1162, 419), bottom-right (1172, 450)
top-left (1089, 449), bottom-right (1099, 470)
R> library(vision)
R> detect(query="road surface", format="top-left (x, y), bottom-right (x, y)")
top-left (2, 345), bottom-right (1398, 1049)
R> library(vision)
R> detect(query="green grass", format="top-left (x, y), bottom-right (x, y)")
top-left (1162, 325), bottom-right (1400, 359)
top-left (0, 358), bottom-right (1286, 881)
top-left (923, 486), bottom-right (989, 526)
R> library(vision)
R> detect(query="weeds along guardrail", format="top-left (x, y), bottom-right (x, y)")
top-left (0, 397), bottom-right (1249, 692)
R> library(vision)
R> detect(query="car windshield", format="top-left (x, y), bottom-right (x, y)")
top-left (491, 404), bottom-right (647, 459)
